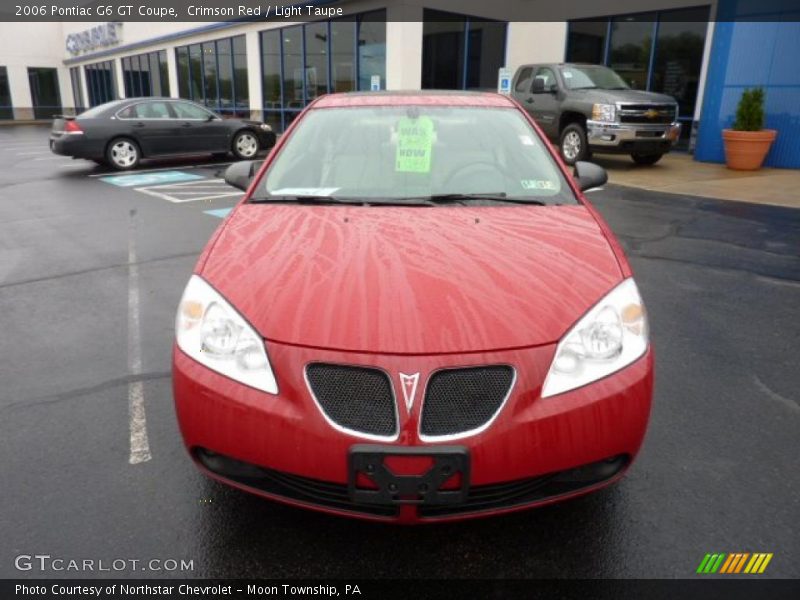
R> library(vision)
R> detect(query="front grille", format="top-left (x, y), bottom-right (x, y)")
top-left (420, 366), bottom-right (514, 438)
top-left (306, 363), bottom-right (397, 438)
top-left (618, 104), bottom-right (676, 124)
top-left (195, 449), bottom-right (397, 517)
top-left (419, 455), bottom-right (629, 517)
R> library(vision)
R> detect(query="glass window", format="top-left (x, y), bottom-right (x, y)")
top-left (259, 12), bottom-right (386, 131)
top-left (177, 36), bottom-right (246, 115)
top-left (422, 11), bottom-right (505, 91)
top-left (188, 44), bottom-right (203, 100)
top-left (84, 60), bottom-right (117, 106)
top-left (422, 12), bottom-right (465, 90)
top-left (202, 42), bottom-right (218, 108)
top-left (261, 29), bottom-right (282, 109)
top-left (172, 101), bottom-right (214, 120)
top-left (567, 21), bottom-right (607, 64)
top-left (258, 106), bottom-right (576, 205)
top-left (217, 38), bottom-right (233, 112)
top-left (533, 67), bottom-right (558, 91)
top-left (305, 22), bottom-right (329, 101)
top-left (465, 19), bottom-right (505, 90)
top-left (357, 11), bottom-right (386, 90)
top-left (0, 66), bottom-right (13, 119)
top-left (331, 20), bottom-right (355, 92)
top-left (149, 52), bottom-right (161, 96)
top-left (158, 51), bottom-right (170, 97)
top-left (133, 101), bottom-right (171, 119)
top-left (282, 26), bottom-right (304, 109)
top-left (70, 67), bottom-right (85, 114)
top-left (232, 35), bottom-right (249, 114)
top-left (28, 67), bottom-right (62, 119)
top-left (176, 47), bottom-right (190, 98)
top-left (515, 67), bottom-right (533, 93)
top-left (123, 51), bottom-right (171, 98)
top-left (651, 8), bottom-right (709, 119)
top-left (559, 64), bottom-right (629, 90)
top-left (609, 14), bottom-right (656, 90)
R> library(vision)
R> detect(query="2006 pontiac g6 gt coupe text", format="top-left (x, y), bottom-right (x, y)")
top-left (172, 91), bottom-right (653, 523)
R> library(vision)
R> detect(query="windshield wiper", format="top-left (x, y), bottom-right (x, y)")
top-left (250, 195), bottom-right (372, 205)
top-left (411, 193), bottom-right (548, 206)
top-left (249, 195), bottom-right (440, 207)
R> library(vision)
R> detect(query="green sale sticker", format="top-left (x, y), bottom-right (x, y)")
top-left (395, 116), bottom-right (435, 173)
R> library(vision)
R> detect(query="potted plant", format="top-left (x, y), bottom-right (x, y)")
top-left (722, 87), bottom-right (777, 170)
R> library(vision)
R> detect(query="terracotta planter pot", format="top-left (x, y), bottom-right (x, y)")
top-left (722, 129), bottom-right (777, 171)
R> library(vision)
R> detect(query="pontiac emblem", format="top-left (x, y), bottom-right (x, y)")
top-left (399, 373), bottom-right (420, 411)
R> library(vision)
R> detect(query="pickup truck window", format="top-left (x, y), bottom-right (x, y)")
top-left (560, 65), bottom-right (629, 91)
top-left (534, 67), bottom-right (557, 91)
top-left (515, 67), bottom-right (533, 93)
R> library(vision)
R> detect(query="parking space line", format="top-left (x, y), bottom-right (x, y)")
top-left (32, 156), bottom-right (73, 161)
top-left (127, 209), bottom-right (151, 465)
top-left (133, 178), bottom-right (241, 203)
top-left (16, 150), bottom-right (51, 156)
top-left (88, 162), bottom-right (233, 177)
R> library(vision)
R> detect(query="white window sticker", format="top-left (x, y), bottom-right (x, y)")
top-left (563, 71), bottom-right (573, 79)
top-left (521, 179), bottom-right (557, 191)
top-left (519, 135), bottom-right (535, 146)
top-left (271, 187), bottom-right (340, 197)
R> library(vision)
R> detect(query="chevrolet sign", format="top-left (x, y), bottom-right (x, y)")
top-left (65, 23), bottom-right (122, 56)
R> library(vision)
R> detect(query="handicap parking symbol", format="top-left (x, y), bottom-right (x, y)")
top-left (99, 171), bottom-right (205, 187)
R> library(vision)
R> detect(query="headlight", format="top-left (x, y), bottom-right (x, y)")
top-left (175, 275), bottom-right (278, 394)
top-left (259, 123), bottom-right (272, 131)
top-left (591, 103), bottom-right (616, 123)
top-left (541, 278), bottom-right (648, 398)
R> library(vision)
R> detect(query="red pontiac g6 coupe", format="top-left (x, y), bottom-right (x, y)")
top-left (172, 91), bottom-right (653, 523)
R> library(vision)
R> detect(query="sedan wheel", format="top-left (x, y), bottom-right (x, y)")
top-left (233, 131), bottom-right (259, 159)
top-left (107, 139), bottom-right (140, 170)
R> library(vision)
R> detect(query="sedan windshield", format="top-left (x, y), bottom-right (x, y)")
top-left (560, 65), bottom-right (629, 91)
top-left (253, 105), bottom-right (577, 205)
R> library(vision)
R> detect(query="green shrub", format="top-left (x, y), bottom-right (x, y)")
top-left (733, 87), bottom-right (765, 131)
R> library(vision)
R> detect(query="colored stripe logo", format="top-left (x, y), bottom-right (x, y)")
top-left (697, 553), bottom-right (773, 574)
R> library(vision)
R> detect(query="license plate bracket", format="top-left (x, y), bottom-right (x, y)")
top-left (348, 444), bottom-right (469, 506)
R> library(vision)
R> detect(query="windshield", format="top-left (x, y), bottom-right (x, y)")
top-left (254, 105), bottom-right (577, 205)
top-left (560, 65), bottom-right (629, 91)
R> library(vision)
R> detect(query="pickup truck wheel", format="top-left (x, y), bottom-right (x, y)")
top-left (631, 153), bottom-right (664, 166)
top-left (559, 124), bottom-right (589, 165)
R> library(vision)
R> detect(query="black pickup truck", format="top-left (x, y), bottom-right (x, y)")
top-left (511, 63), bottom-right (682, 165)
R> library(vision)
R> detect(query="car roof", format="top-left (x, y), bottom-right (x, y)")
top-left (313, 90), bottom-right (516, 109)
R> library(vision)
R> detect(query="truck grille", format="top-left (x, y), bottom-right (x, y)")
top-left (618, 104), bottom-right (676, 125)
top-left (306, 363), bottom-right (398, 439)
top-left (420, 366), bottom-right (514, 438)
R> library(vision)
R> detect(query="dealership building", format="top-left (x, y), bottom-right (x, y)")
top-left (0, 0), bottom-right (798, 167)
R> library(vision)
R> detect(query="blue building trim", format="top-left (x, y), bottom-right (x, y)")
top-left (695, 0), bottom-right (800, 168)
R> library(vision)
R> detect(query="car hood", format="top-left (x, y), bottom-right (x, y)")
top-left (573, 88), bottom-right (677, 105)
top-left (200, 205), bottom-right (622, 354)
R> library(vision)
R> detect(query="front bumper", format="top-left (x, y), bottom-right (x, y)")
top-left (587, 120), bottom-right (681, 153)
top-left (173, 341), bottom-right (654, 523)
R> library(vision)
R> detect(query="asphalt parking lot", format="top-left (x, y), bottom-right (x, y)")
top-left (1, 125), bottom-right (798, 579)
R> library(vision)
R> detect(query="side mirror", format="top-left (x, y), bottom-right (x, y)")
top-left (224, 160), bottom-right (260, 191)
top-left (531, 78), bottom-right (545, 94)
top-left (573, 161), bottom-right (607, 192)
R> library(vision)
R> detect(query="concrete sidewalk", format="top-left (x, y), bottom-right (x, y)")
top-left (594, 152), bottom-right (800, 209)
